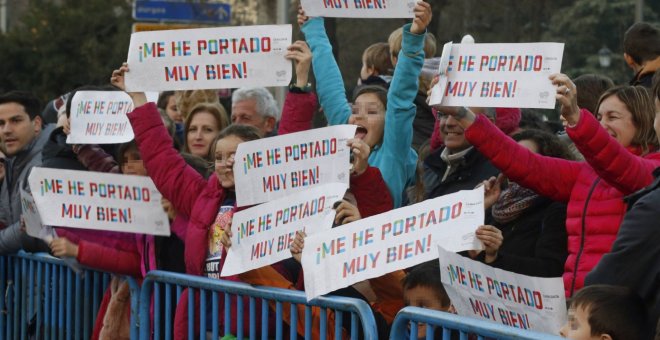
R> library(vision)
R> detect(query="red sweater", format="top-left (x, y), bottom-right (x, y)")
top-left (464, 111), bottom-right (660, 296)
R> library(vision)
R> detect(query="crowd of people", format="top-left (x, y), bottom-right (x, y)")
top-left (0, 2), bottom-right (659, 339)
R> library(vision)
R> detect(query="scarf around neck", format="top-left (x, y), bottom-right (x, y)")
top-left (491, 181), bottom-right (540, 224)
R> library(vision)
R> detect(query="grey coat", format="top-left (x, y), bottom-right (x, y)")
top-left (0, 123), bottom-right (55, 254)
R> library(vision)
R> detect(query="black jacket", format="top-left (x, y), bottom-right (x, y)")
top-left (411, 93), bottom-right (434, 151)
top-left (585, 168), bottom-right (660, 339)
top-left (423, 147), bottom-right (499, 199)
top-left (41, 126), bottom-right (87, 171)
top-left (482, 200), bottom-right (568, 278)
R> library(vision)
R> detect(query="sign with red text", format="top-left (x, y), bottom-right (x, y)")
top-left (438, 246), bottom-right (566, 335)
top-left (221, 183), bottom-right (347, 277)
top-left (234, 125), bottom-right (356, 207)
top-left (301, 0), bottom-right (415, 18)
top-left (67, 91), bottom-right (135, 144)
top-left (27, 167), bottom-right (170, 236)
top-left (430, 43), bottom-right (564, 109)
top-left (302, 187), bottom-right (484, 301)
top-left (125, 25), bottom-right (292, 91)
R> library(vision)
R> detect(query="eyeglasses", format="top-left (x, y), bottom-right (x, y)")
top-left (0, 158), bottom-right (5, 167)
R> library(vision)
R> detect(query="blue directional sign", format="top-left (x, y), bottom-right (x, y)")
top-left (134, 1), bottom-right (231, 24)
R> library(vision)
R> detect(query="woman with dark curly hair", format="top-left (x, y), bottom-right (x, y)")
top-left (472, 129), bottom-right (572, 278)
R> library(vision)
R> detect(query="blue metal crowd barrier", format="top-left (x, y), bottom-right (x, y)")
top-left (390, 306), bottom-right (565, 340)
top-left (138, 270), bottom-right (379, 340)
top-left (1, 254), bottom-right (573, 340)
top-left (0, 252), bottom-right (140, 340)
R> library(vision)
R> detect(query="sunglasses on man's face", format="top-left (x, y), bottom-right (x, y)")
top-left (0, 158), bottom-right (6, 167)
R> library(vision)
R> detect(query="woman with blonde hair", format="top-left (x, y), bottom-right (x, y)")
top-left (183, 102), bottom-right (229, 161)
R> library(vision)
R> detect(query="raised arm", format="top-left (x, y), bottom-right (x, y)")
top-left (112, 64), bottom-right (208, 216)
top-left (464, 114), bottom-right (580, 202)
top-left (550, 73), bottom-right (660, 194)
top-left (73, 144), bottom-right (120, 173)
top-left (381, 3), bottom-right (430, 159)
top-left (127, 103), bottom-right (207, 217)
top-left (567, 109), bottom-right (660, 194)
top-left (279, 41), bottom-right (318, 135)
top-left (300, 17), bottom-right (351, 126)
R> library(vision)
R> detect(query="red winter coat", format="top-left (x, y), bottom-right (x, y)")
top-left (464, 111), bottom-right (660, 297)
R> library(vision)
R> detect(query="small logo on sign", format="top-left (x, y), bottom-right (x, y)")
top-left (276, 70), bottom-right (286, 78)
top-left (539, 91), bottom-right (549, 99)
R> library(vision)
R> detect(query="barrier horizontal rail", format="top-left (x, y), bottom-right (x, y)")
top-left (138, 270), bottom-right (379, 340)
top-left (390, 306), bottom-right (565, 340)
top-left (0, 252), bottom-right (139, 340)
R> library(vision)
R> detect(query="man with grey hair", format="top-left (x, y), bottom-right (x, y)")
top-left (231, 87), bottom-right (280, 136)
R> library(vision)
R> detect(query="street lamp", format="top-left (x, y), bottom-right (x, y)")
top-left (598, 46), bottom-right (612, 68)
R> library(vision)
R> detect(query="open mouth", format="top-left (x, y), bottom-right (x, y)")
top-left (354, 126), bottom-right (368, 140)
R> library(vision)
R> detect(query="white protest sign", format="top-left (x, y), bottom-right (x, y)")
top-left (301, 0), bottom-right (415, 18)
top-left (27, 167), bottom-right (170, 236)
top-left (66, 91), bottom-right (135, 144)
top-left (428, 42), bottom-right (452, 106)
top-left (302, 187), bottom-right (484, 300)
top-left (438, 246), bottom-right (567, 335)
top-left (429, 43), bottom-right (564, 109)
top-left (145, 92), bottom-right (159, 104)
top-left (125, 25), bottom-right (292, 91)
top-left (221, 183), bottom-right (347, 277)
top-left (20, 188), bottom-right (56, 242)
top-left (234, 125), bottom-right (356, 207)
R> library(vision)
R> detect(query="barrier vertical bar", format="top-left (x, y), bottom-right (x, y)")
top-left (320, 308), bottom-right (327, 340)
top-left (74, 271), bottom-right (82, 340)
top-left (211, 291), bottom-right (219, 340)
top-left (275, 301), bottom-right (282, 340)
top-left (58, 264), bottom-right (65, 340)
top-left (154, 282), bottom-right (161, 340)
top-left (351, 313), bottom-right (358, 339)
top-left (36, 261), bottom-right (43, 339)
top-left (66, 268), bottom-right (73, 340)
top-left (224, 292), bottom-right (230, 335)
top-left (83, 271), bottom-right (91, 340)
top-left (199, 289), bottom-right (206, 340)
top-left (334, 310), bottom-right (342, 340)
top-left (304, 306), bottom-right (312, 339)
top-left (289, 303), bottom-right (296, 340)
top-left (165, 283), bottom-right (173, 340)
top-left (188, 288), bottom-right (194, 340)
top-left (128, 277), bottom-right (141, 340)
top-left (249, 296), bottom-right (256, 340)
top-left (237, 294), bottom-right (244, 339)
